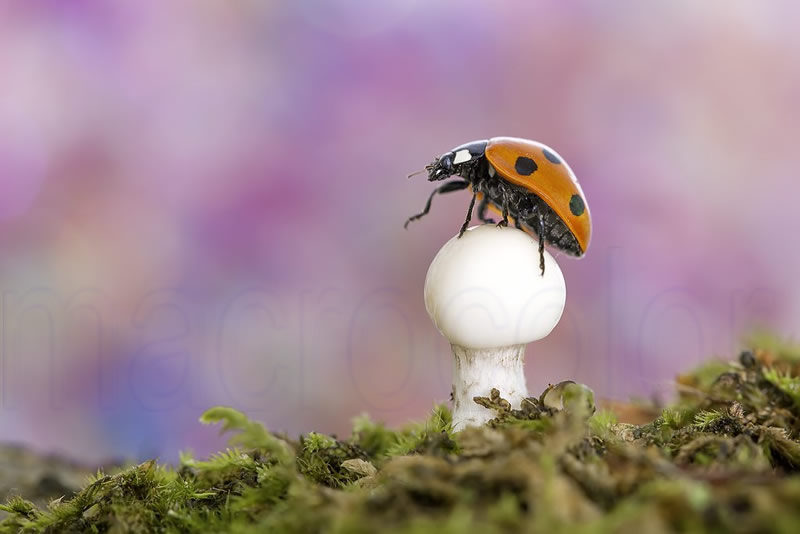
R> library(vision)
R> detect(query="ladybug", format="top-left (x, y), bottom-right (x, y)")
top-left (405, 137), bottom-right (591, 275)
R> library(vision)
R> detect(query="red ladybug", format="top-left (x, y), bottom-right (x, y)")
top-left (405, 137), bottom-right (591, 274)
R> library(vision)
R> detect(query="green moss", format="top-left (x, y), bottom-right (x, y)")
top-left (763, 367), bottom-right (800, 410)
top-left (746, 330), bottom-right (800, 362)
top-left (7, 340), bottom-right (800, 532)
top-left (588, 410), bottom-right (618, 437)
top-left (661, 405), bottom-right (697, 429)
top-left (692, 409), bottom-right (724, 430)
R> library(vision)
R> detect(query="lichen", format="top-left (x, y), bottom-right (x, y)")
top-left (5, 341), bottom-right (800, 532)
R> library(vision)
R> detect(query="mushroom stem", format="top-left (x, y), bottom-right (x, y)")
top-left (451, 343), bottom-right (528, 431)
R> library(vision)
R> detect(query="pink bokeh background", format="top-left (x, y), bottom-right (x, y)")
top-left (0, 1), bottom-right (798, 462)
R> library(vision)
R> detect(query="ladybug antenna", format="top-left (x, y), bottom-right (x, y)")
top-left (406, 168), bottom-right (426, 179)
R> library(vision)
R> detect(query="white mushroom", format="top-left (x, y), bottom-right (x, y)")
top-left (424, 225), bottom-right (566, 431)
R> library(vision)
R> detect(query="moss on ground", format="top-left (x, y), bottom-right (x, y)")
top-left (5, 341), bottom-right (800, 533)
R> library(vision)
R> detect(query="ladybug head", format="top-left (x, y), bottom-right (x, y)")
top-left (425, 140), bottom-right (488, 181)
top-left (426, 151), bottom-right (455, 181)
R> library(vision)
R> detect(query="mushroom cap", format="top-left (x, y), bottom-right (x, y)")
top-left (424, 225), bottom-right (566, 350)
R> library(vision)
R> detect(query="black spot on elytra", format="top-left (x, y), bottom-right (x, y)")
top-left (514, 156), bottom-right (537, 176)
top-left (569, 194), bottom-right (585, 216)
top-left (543, 148), bottom-right (561, 164)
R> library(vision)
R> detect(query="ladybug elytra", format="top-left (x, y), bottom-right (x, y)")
top-left (405, 137), bottom-right (591, 275)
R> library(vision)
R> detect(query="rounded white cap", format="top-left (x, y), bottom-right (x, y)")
top-left (424, 225), bottom-right (566, 350)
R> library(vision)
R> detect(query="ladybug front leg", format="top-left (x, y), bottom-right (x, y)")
top-left (404, 180), bottom-right (470, 229)
top-left (458, 192), bottom-right (477, 238)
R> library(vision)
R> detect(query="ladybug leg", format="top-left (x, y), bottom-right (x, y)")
top-left (477, 197), bottom-right (495, 224)
top-left (404, 180), bottom-right (470, 229)
top-left (458, 192), bottom-right (477, 238)
top-left (537, 213), bottom-right (546, 276)
top-left (515, 207), bottom-right (533, 230)
top-left (496, 187), bottom-right (510, 228)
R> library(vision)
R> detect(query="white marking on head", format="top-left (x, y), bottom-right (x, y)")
top-left (453, 149), bottom-right (472, 164)
top-left (488, 164), bottom-right (496, 178)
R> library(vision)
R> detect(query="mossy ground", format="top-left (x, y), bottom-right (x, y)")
top-left (5, 340), bottom-right (800, 533)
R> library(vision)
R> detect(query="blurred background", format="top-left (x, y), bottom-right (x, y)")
top-left (0, 0), bottom-right (798, 463)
